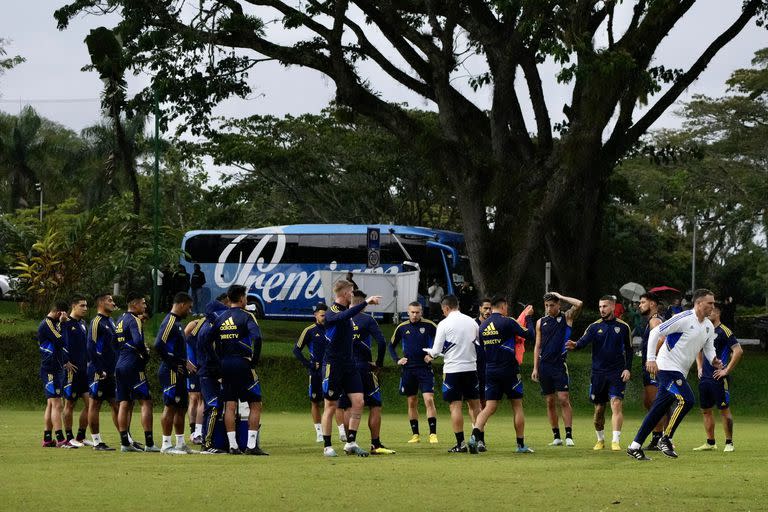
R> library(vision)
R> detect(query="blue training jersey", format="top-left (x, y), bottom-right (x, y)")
top-left (389, 319), bottom-right (437, 368)
top-left (538, 313), bottom-right (571, 364)
top-left (115, 312), bottom-right (147, 369)
top-left (293, 323), bottom-right (326, 370)
top-left (207, 307), bottom-right (261, 362)
top-left (38, 315), bottom-right (63, 372)
top-left (186, 319), bottom-right (203, 368)
top-left (575, 317), bottom-right (633, 373)
top-left (154, 312), bottom-right (187, 368)
top-left (196, 301), bottom-right (229, 377)
top-left (641, 313), bottom-right (664, 365)
top-left (701, 324), bottom-right (738, 380)
top-left (323, 301), bottom-right (368, 368)
top-left (351, 312), bottom-right (386, 369)
top-left (61, 317), bottom-right (88, 369)
top-left (479, 312), bottom-right (534, 372)
top-left (87, 313), bottom-right (116, 376)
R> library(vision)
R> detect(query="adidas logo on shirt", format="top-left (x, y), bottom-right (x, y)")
top-left (220, 317), bottom-right (238, 331)
top-left (482, 322), bottom-right (498, 336)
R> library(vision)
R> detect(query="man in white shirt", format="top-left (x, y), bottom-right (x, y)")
top-left (423, 295), bottom-right (480, 453)
top-left (427, 280), bottom-right (445, 321)
top-left (627, 289), bottom-right (722, 461)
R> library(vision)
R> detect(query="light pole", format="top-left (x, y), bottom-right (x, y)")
top-left (691, 218), bottom-right (697, 293)
top-left (34, 182), bottom-right (42, 222)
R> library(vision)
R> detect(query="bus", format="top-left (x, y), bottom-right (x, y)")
top-left (180, 224), bottom-right (468, 318)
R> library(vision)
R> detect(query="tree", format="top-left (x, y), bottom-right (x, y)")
top-left (55, 1), bottom-right (768, 298)
top-left (0, 37), bottom-right (25, 89)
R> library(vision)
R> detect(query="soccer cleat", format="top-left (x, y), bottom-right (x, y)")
top-left (516, 445), bottom-right (535, 454)
top-left (190, 434), bottom-right (203, 445)
top-left (42, 440), bottom-right (57, 448)
top-left (448, 442), bottom-right (468, 453)
top-left (93, 443), bottom-right (116, 451)
top-left (467, 435), bottom-right (478, 454)
top-left (244, 446), bottom-right (269, 456)
top-left (429, 433), bottom-right (438, 444)
top-left (161, 446), bottom-right (188, 455)
top-left (645, 438), bottom-right (661, 451)
top-left (68, 439), bottom-right (84, 448)
top-left (370, 445), bottom-right (396, 455)
top-left (343, 442), bottom-right (370, 457)
top-left (131, 441), bottom-right (146, 451)
top-left (228, 447), bottom-right (243, 455)
top-left (724, 443), bottom-right (735, 453)
top-left (657, 436), bottom-right (678, 458)
top-left (626, 446), bottom-right (651, 461)
top-left (611, 442), bottom-right (622, 451)
top-left (693, 443), bottom-right (718, 451)
top-left (175, 445), bottom-right (196, 454)
top-left (323, 446), bottom-right (338, 457)
top-left (81, 439), bottom-right (95, 447)
top-left (143, 444), bottom-right (161, 453)
top-left (57, 440), bottom-right (77, 449)
top-left (593, 440), bottom-right (605, 450)
top-left (120, 444), bottom-right (142, 452)
top-left (548, 438), bottom-right (563, 446)
top-left (200, 447), bottom-right (227, 455)
top-left (565, 438), bottom-right (575, 447)
top-left (339, 433), bottom-right (347, 443)
top-left (316, 433), bottom-right (324, 443)
top-left (407, 434), bottom-right (421, 444)
top-left (477, 440), bottom-right (487, 453)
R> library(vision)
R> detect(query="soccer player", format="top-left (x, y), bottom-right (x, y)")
top-left (531, 291), bottom-right (582, 447)
top-left (38, 300), bottom-right (70, 448)
top-left (115, 292), bottom-right (157, 452)
top-left (338, 290), bottom-right (395, 455)
top-left (627, 289), bottom-right (721, 460)
top-left (637, 292), bottom-right (665, 450)
top-left (206, 284), bottom-right (267, 455)
top-left (474, 298), bottom-right (491, 413)
top-left (61, 294), bottom-right (91, 447)
top-left (693, 301), bottom-right (743, 452)
top-left (196, 296), bottom-right (229, 454)
top-left (470, 295), bottom-right (535, 454)
top-left (155, 292), bottom-right (194, 454)
top-left (423, 295), bottom-right (480, 453)
top-left (566, 295), bottom-right (633, 451)
top-left (390, 301), bottom-right (439, 444)
top-left (87, 293), bottom-right (119, 451)
top-left (319, 279), bottom-right (382, 457)
top-left (184, 316), bottom-right (205, 445)
top-left (293, 302), bottom-right (329, 442)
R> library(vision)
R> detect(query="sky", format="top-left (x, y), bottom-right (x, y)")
top-left (1, 1), bottom-right (766, 150)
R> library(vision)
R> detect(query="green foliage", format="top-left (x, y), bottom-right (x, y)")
top-left (0, 37), bottom-right (25, 76)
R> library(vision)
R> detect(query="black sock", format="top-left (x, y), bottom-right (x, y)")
top-left (410, 419), bottom-right (419, 435)
top-left (652, 431), bottom-right (662, 439)
top-left (323, 435), bottom-right (332, 448)
top-left (552, 428), bottom-right (561, 440)
top-left (190, 423), bottom-right (194, 434)
top-left (565, 427), bottom-right (573, 439)
top-left (76, 428), bottom-right (86, 441)
top-left (120, 431), bottom-right (130, 447)
top-left (347, 429), bottom-right (357, 443)
top-left (65, 429), bottom-right (74, 441)
top-left (144, 431), bottom-right (154, 447)
top-left (478, 430), bottom-right (485, 442)
top-left (707, 438), bottom-right (716, 446)
top-left (516, 437), bottom-right (525, 448)
top-left (471, 427), bottom-right (481, 440)
top-left (725, 438), bottom-right (732, 445)
top-left (43, 430), bottom-right (52, 442)
top-left (371, 438), bottom-right (382, 448)
top-left (428, 417), bottom-right (437, 435)
top-left (455, 431), bottom-right (464, 445)
top-left (55, 430), bottom-right (64, 442)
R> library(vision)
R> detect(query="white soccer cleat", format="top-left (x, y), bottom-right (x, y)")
top-left (68, 439), bottom-right (84, 448)
top-left (565, 438), bottom-right (575, 447)
top-left (724, 443), bottom-right (735, 452)
top-left (548, 438), bottom-right (563, 446)
top-left (323, 446), bottom-right (338, 457)
top-left (160, 446), bottom-right (187, 455)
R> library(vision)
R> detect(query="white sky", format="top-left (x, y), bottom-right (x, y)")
top-left (1, 1), bottom-right (766, 171)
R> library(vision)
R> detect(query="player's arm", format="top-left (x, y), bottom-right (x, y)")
top-left (128, 316), bottom-right (147, 359)
top-left (531, 318), bottom-right (543, 381)
top-left (566, 325), bottom-right (592, 351)
top-left (424, 322), bottom-right (447, 359)
top-left (293, 326), bottom-right (313, 370)
top-left (370, 319), bottom-right (387, 368)
top-left (247, 314), bottom-right (262, 366)
top-left (714, 342), bottom-right (743, 379)
top-left (622, 324), bottom-right (633, 382)
top-left (88, 318), bottom-right (105, 376)
top-left (696, 350), bottom-right (704, 379)
top-left (61, 321), bottom-right (76, 371)
top-left (154, 317), bottom-right (177, 366)
top-left (326, 301), bottom-right (369, 324)
top-left (554, 293), bottom-right (583, 324)
top-left (388, 326), bottom-right (402, 364)
top-left (511, 317), bottom-right (534, 341)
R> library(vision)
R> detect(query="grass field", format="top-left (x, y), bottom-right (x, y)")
top-left (0, 409), bottom-right (765, 511)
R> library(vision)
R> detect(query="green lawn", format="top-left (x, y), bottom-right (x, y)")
top-left (0, 409), bottom-right (765, 510)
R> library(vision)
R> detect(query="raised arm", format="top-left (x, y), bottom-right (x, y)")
top-left (531, 318), bottom-right (543, 382)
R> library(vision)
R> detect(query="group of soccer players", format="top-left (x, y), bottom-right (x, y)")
top-left (37, 277), bottom-right (742, 461)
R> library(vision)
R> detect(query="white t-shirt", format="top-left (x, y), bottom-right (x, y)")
top-left (647, 309), bottom-right (716, 376)
top-left (425, 310), bottom-right (478, 373)
top-left (428, 285), bottom-right (444, 303)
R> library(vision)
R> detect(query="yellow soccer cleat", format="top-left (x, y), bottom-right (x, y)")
top-left (593, 440), bottom-right (605, 450)
top-left (429, 433), bottom-right (438, 444)
top-left (370, 445), bottom-right (397, 455)
top-left (693, 443), bottom-right (717, 451)
top-left (611, 442), bottom-right (622, 451)
top-left (407, 434), bottom-right (421, 444)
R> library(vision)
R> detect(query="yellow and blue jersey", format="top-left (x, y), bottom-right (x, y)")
top-left (115, 312), bottom-right (146, 369)
top-left (389, 319), bottom-right (437, 368)
top-left (154, 312), bottom-right (187, 368)
top-left (87, 313), bottom-right (116, 375)
top-left (293, 322), bottom-right (326, 370)
top-left (38, 316), bottom-right (63, 372)
top-left (61, 317), bottom-right (88, 369)
top-left (207, 307), bottom-right (261, 362)
top-left (701, 324), bottom-right (738, 380)
top-left (197, 301), bottom-right (229, 377)
top-left (640, 313), bottom-right (664, 365)
top-left (575, 317), bottom-right (633, 373)
top-left (479, 312), bottom-right (534, 372)
top-left (323, 301), bottom-right (367, 368)
top-left (538, 313), bottom-right (570, 364)
top-left (351, 312), bottom-right (386, 369)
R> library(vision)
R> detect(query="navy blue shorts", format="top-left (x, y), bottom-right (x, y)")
top-left (88, 372), bottom-right (116, 402)
top-left (159, 364), bottom-right (189, 408)
top-left (220, 357), bottom-right (262, 403)
top-left (589, 371), bottom-right (626, 404)
top-left (322, 363), bottom-right (363, 401)
top-left (187, 373), bottom-right (201, 393)
top-left (477, 367), bottom-right (486, 401)
top-left (115, 365), bottom-right (151, 402)
top-left (399, 366), bottom-right (435, 396)
top-left (642, 369), bottom-right (658, 387)
top-left (199, 375), bottom-right (221, 410)
top-left (442, 371), bottom-right (480, 402)
top-left (538, 362), bottom-right (570, 395)
top-left (308, 369), bottom-right (323, 403)
top-left (484, 369), bottom-right (524, 401)
top-left (40, 368), bottom-right (63, 399)
top-left (699, 378), bottom-right (730, 410)
top-left (63, 368), bottom-right (89, 401)
top-left (339, 368), bottom-right (382, 408)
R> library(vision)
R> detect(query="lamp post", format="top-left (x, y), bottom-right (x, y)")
top-left (691, 218), bottom-right (697, 293)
